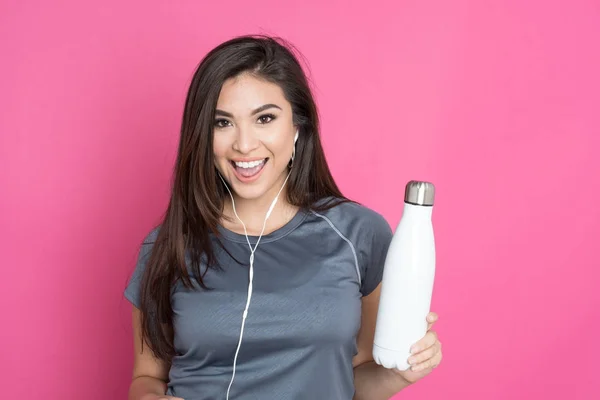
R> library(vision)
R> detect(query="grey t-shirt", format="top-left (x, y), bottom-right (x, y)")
top-left (125, 200), bottom-right (393, 400)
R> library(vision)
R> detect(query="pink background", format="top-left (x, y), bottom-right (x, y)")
top-left (1, 0), bottom-right (599, 398)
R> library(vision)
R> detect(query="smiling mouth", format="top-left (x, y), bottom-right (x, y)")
top-left (230, 158), bottom-right (268, 178)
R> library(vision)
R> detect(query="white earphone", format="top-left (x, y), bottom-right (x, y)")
top-left (291, 130), bottom-right (299, 164)
top-left (221, 129), bottom-right (298, 399)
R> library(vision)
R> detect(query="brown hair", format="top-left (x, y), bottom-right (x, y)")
top-left (138, 35), bottom-right (349, 361)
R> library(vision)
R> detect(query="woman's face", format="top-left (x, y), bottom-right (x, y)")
top-left (213, 73), bottom-right (296, 203)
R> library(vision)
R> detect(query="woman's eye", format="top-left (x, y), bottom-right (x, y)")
top-left (257, 114), bottom-right (276, 124)
top-left (214, 119), bottom-right (231, 128)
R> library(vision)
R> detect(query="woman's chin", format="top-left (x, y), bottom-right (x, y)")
top-left (229, 176), bottom-right (288, 203)
top-left (225, 178), bottom-right (266, 199)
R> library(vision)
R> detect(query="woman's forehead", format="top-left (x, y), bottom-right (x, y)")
top-left (216, 74), bottom-right (291, 115)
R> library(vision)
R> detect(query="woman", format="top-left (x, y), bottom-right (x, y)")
top-left (125, 35), bottom-right (442, 400)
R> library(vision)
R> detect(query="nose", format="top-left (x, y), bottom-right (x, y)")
top-left (232, 125), bottom-right (259, 154)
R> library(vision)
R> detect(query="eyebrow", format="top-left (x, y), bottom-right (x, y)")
top-left (215, 103), bottom-right (282, 118)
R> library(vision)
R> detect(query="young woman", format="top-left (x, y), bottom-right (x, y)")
top-left (125, 35), bottom-right (442, 400)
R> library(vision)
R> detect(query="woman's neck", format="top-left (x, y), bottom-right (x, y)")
top-left (221, 189), bottom-right (299, 237)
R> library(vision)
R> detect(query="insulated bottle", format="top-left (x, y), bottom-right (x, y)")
top-left (373, 180), bottom-right (436, 371)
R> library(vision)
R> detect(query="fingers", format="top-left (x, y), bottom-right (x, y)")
top-left (408, 339), bottom-right (441, 369)
top-left (429, 345), bottom-right (443, 369)
top-left (408, 342), bottom-right (441, 365)
top-left (410, 330), bottom-right (437, 354)
top-left (410, 358), bottom-right (433, 372)
top-left (405, 312), bottom-right (442, 373)
top-left (160, 397), bottom-right (184, 400)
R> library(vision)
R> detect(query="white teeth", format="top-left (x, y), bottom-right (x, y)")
top-left (234, 159), bottom-right (265, 169)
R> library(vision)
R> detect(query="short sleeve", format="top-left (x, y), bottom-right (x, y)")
top-left (124, 231), bottom-right (157, 308)
top-left (358, 213), bottom-right (394, 297)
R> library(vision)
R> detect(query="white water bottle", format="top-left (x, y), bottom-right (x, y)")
top-left (373, 180), bottom-right (436, 371)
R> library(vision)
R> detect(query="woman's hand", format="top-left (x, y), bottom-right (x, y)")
top-left (394, 312), bottom-right (443, 384)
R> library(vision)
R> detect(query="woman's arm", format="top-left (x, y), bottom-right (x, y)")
top-left (128, 307), bottom-right (183, 400)
top-left (352, 285), bottom-right (412, 399)
top-left (129, 376), bottom-right (169, 400)
top-left (353, 361), bottom-right (412, 400)
top-left (352, 284), bottom-right (442, 400)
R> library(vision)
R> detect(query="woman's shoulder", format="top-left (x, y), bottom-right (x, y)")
top-left (309, 197), bottom-right (392, 236)
top-left (139, 225), bottom-right (161, 247)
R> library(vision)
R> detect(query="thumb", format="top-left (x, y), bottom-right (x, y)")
top-left (426, 312), bottom-right (438, 330)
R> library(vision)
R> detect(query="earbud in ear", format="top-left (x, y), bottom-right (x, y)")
top-left (290, 130), bottom-right (299, 168)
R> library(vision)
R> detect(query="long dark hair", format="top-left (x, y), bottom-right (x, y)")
top-left (138, 35), bottom-right (349, 361)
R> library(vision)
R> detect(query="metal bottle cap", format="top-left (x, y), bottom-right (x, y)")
top-left (404, 180), bottom-right (435, 206)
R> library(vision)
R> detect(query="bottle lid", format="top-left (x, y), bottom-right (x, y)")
top-left (404, 180), bottom-right (435, 206)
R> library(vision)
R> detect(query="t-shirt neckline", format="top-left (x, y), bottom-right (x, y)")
top-left (216, 207), bottom-right (309, 244)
